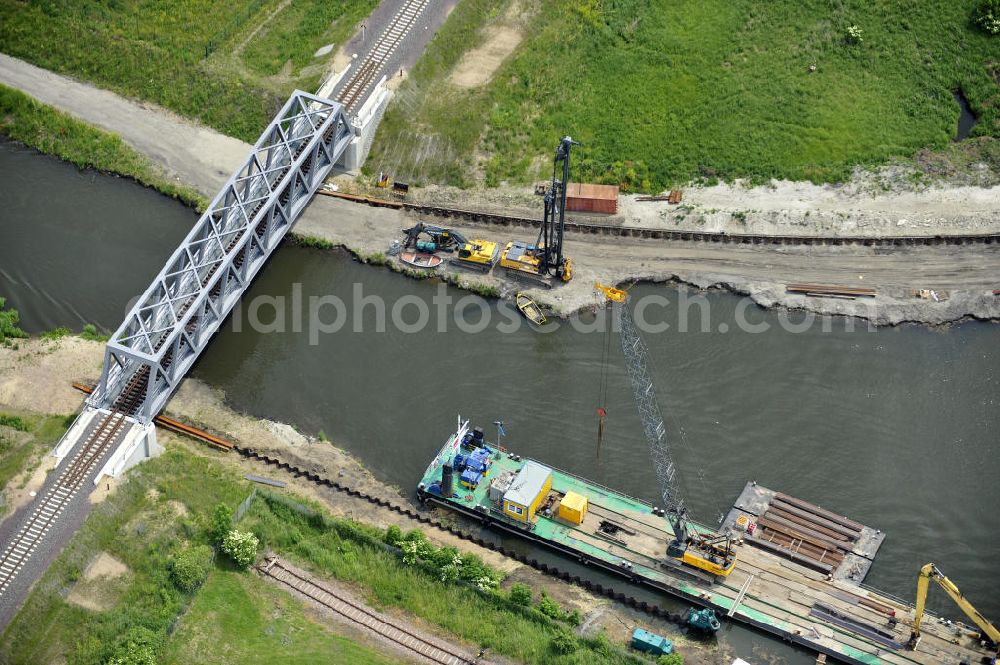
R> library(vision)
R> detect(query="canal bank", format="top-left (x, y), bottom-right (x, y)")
top-left (2, 56), bottom-right (1000, 326)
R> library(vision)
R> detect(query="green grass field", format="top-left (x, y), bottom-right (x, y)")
top-left (368, 0), bottom-right (1000, 190)
top-left (162, 569), bottom-right (397, 665)
top-left (0, 0), bottom-right (373, 143)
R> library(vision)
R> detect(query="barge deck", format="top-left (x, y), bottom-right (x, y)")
top-left (417, 422), bottom-right (994, 665)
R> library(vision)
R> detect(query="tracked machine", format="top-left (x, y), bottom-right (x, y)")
top-left (499, 137), bottom-right (576, 287)
top-left (401, 222), bottom-right (499, 273)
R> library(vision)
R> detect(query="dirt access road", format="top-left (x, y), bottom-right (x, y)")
top-left (3, 52), bottom-right (998, 324)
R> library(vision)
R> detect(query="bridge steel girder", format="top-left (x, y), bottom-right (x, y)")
top-left (92, 90), bottom-right (352, 424)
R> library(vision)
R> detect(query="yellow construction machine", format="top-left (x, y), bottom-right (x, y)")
top-left (594, 282), bottom-right (737, 579)
top-left (500, 137), bottom-right (576, 287)
top-left (909, 563), bottom-right (998, 659)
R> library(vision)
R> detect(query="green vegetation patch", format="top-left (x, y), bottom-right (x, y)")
top-left (0, 414), bottom-right (73, 507)
top-left (370, 0), bottom-right (1000, 190)
top-left (242, 0), bottom-right (378, 77)
top-left (162, 569), bottom-right (398, 665)
top-left (0, 0), bottom-right (372, 143)
top-left (241, 493), bottom-right (642, 664)
top-left (0, 85), bottom-right (206, 208)
top-left (0, 448), bottom-right (248, 665)
top-left (0, 297), bottom-right (27, 347)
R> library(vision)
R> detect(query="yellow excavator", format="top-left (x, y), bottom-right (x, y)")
top-left (499, 136), bottom-right (575, 287)
top-left (909, 563), bottom-right (998, 661)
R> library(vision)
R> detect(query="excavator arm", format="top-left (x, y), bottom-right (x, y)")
top-left (910, 563), bottom-right (999, 653)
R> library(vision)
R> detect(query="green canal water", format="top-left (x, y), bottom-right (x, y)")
top-left (2, 140), bottom-right (998, 663)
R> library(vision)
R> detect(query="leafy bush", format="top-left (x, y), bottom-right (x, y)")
top-left (41, 327), bottom-right (72, 340)
top-left (222, 530), bottom-right (259, 569)
top-left (383, 525), bottom-right (404, 546)
top-left (845, 25), bottom-right (864, 44)
top-left (0, 298), bottom-right (27, 346)
top-left (0, 414), bottom-right (30, 432)
top-left (508, 583), bottom-right (532, 606)
top-left (550, 631), bottom-right (577, 654)
top-left (80, 324), bottom-right (108, 342)
top-left (170, 544), bottom-right (214, 592)
top-left (210, 503), bottom-right (233, 544)
top-left (105, 626), bottom-right (161, 665)
top-left (658, 653), bottom-right (684, 665)
top-left (975, 0), bottom-right (1000, 34)
top-left (537, 591), bottom-right (564, 620)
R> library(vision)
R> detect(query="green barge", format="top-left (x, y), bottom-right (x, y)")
top-left (416, 420), bottom-right (994, 665)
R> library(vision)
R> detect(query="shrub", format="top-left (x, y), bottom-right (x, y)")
top-left (210, 503), bottom-right (233, 544)
top-left (0, 298), bottom-right (28, 345)
top-left (384, 524), bottom-right (403, 546)
top-left (40, 327), bottom-right (72, 340)
top-left (170, 544), bottom-right (213, 592)
top-left (508, 583), bottom-right (532, 606)
top-left (551, 631), bottom-right (577, 654)
top-left (975, 0), bottom-right (1000, 34)
top-left (106, 626), bottom-right (161, 665)
top-left (0, 414), bottom-right (30, 432)
top-left (537, 591), bottom-right (564, 620)
top-left (658, 653), bottom-right (684, 665)
top-left (81, 323), bottom-right (108, 341)
top-left (222, 529), bottom-right (259, 568)
top-left (845, 25), bottom-right (863, 44)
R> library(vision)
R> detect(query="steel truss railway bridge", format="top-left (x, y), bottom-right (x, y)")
top-left (0, 90), bottom-right (352, 604)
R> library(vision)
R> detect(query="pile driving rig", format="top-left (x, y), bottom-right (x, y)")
top-left (500, 136), bottom-right (576, 286)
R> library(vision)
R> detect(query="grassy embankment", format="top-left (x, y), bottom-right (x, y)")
top-left (0, 0), bottom-right (376, 143)
top-left (0, 445), bottom-right (651, 665)
top-left (0, 412), bottom-right (74, 517)
top-left (368, 0), bottom-right (1000, 190)
top-left (0, 84), bottom-right (207, 209)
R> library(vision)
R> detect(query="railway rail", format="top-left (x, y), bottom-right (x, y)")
top-left (260, 558), bottom-right (476, 665)
top-left (232, 445), bottom-right (702, 628)
top-left (0, 379), bottom-right (146, 596)
top-left (321, 190), bottom-right (1000, 247)
top-left (337, 0), bottom-right (430, 113)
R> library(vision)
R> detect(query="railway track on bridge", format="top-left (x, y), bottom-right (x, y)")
top-left (260, 558), bottom-right (477, 664)
top-left (337, 0), bottom-right (430, 113)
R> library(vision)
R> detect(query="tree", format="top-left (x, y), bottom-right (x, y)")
top-left (975, 0), bottom-right (1000, 34)
top-left (222, 529), bottom-right (258, 568)
top-left (170, 544), bottom-right (213, 592)
top-left (210, 503), bottom-right (233, 544)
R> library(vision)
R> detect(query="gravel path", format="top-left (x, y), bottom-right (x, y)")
top-left (0, 53), bottom-right (249, 196)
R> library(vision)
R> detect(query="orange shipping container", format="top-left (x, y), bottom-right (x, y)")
top-left (565, 183), bottom-right (618, 214)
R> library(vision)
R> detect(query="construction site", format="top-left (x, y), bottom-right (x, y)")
top-left (1, 1), bottom-right (999, 664)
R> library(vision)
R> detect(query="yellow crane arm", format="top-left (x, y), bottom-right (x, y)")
top-left (911, 563), bottom-right (1000, 649)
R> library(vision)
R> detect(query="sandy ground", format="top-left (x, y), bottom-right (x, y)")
top-left (299, 194), bottom-right (1000, 325)
top-left (66, 552), bottom-right (129, 611)
top-left (410, 177), bottom-right (1000, 239)
top-left (0, 336), bottom-right (730, 663)
top-left (449, 1), bottom-right (525, 88)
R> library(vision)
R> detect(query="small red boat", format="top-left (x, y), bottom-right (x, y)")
top-left (399, 251), bottom-right (442, 270)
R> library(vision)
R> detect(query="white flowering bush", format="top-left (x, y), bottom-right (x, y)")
top-left (976, 0), bottom-right (1000, 34)
top-left (222, 529), bottom-right (259, 569)
top-left (846, 25), bottom-right (863, 44)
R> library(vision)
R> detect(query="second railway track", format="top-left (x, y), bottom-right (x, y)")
top-left (260, 558), bottom-right (477, 665)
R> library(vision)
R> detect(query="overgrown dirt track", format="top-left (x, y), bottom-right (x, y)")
top-left (234, 445), bottom-right (697, 627)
